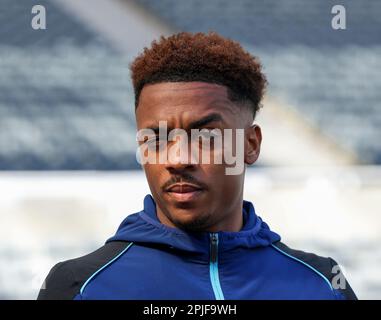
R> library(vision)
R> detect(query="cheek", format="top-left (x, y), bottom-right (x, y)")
top-left (144, 164), bottom-right (163, 188)
top-left (202, 164), bottom-right (242, 193)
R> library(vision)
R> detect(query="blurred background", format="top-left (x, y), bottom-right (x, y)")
top-left (0, 0), bottom-right (380, 299)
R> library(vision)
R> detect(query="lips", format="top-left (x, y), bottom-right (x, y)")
top-left (166, 183), bottom-right (203, 193)
top-left (165, 183), bottom-right (205, 202)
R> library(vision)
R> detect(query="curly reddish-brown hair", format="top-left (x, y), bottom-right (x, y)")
top-left (130, 31), bottom-right (267, 117)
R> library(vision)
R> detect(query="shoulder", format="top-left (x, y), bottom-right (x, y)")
top-left (271, 241), bottom-right (357, 300)
top-left (37, 241), bottom-right (132, 300)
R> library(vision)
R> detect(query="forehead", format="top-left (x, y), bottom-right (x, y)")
top-left (136, 82), bottom-right (240, 128)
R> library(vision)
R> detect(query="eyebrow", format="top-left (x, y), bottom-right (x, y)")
top-left (188, 113), bottom-right (224, 129)
top-left (145, 113), bottom-right (224, 134)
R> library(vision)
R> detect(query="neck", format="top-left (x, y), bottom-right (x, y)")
top-left (206, 207), bottom-right (243, 232)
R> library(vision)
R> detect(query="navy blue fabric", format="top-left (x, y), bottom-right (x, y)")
top-left (74, 194), bottom-right (344, 300)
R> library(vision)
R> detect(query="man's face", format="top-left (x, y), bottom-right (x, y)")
top-left (136, 82), bottom-right (261, 232)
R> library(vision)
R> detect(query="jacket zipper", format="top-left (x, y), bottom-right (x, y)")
top-left (209, 233), bottom-right (225, 300)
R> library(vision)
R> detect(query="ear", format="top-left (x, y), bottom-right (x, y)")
top-left (245, 124), bottom-right (262, 165)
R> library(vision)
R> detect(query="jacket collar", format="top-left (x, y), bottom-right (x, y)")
top-left (108, 194), bottom-right (281, 258)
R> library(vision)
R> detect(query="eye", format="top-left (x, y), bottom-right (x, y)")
top-left (145, 136), bottom-right (167, 151)
top-left (195, 129), bottom-right (221, 149)
top-left (202, 129), bottom-right (215, 137)
top-left (205, 128), bottom-right (223, 138)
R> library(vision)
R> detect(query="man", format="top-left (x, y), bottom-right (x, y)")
top-left (38, 32), bottom-right (357, 300)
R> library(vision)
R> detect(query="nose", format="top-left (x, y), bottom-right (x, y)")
top-left (165, 138), bottom-right (197, 172)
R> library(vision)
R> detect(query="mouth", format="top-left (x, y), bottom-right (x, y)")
top-left (165, 183), bottom-right (205, 202)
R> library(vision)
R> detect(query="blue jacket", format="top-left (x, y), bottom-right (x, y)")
top-left (38, 194), bottom-right (357, 300)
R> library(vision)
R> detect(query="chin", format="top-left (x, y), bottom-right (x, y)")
top-left (170, 209), bottom-right (212, 232)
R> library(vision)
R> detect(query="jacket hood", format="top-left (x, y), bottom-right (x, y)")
top-left (107, 194), bottom-right (280, 257)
